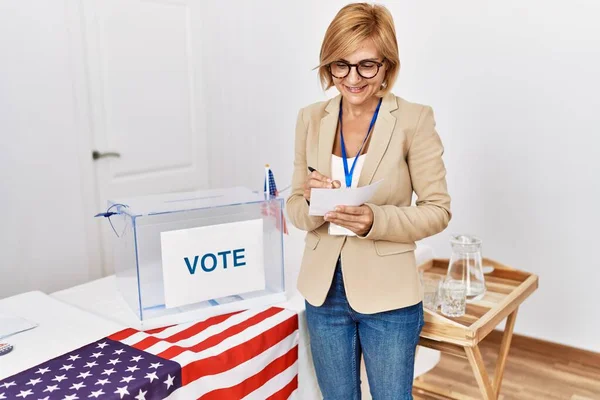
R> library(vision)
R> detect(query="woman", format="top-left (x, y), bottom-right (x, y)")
top-left (286, 3), bottom-right (451, 399)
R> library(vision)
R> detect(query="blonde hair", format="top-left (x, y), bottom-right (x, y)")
top-left (318, 3), bottom-right (400, 96)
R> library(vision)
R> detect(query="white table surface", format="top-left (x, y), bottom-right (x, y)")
top-left (0, 291), bottom-right (125, 380)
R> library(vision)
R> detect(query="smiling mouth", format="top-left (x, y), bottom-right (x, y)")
top-left (344, 84), bottom-right (368, 93)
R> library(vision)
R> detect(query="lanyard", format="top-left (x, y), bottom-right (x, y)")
top-left (339, 97), bottom-right (383, 188)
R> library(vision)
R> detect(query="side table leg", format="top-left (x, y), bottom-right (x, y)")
top-left (493, 307), bottom-right (519, 397)
top-left (465, 345), bottom-right (495, 400)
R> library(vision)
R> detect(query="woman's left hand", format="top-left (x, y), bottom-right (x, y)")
top-left (324, 205), bottom-right (374, 236)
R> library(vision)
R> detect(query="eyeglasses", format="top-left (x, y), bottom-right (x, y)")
top-left (328, 59), bottom-right (385, 79)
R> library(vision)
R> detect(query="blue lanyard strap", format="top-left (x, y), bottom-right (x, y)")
top-left (339, 97), bottom-right (383, 188)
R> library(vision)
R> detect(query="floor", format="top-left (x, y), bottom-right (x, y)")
top-left (411, 331), bottom-right (600, 399)
top-left (354, 330), bottom-right (600, 399)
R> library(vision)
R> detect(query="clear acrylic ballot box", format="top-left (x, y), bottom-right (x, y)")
top-left (101, 186), bottom-right (286, 325)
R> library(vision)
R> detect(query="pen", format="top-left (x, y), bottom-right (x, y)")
top-left (305, 167), bottom-right (317, 206)
top-left (308, 166), bottom-right (340, 189)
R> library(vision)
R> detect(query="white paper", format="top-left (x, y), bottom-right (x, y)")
top-left (0, 314), bottom-right (38, 340)
top-left (308, 180), bottom-right (383, 216)
top-left (160, 219), bottom-right (266, 308)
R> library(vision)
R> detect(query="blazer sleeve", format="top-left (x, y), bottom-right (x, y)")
top-left (361, 106), bottom-right (452, 242)
top-left (285, 108), bottom-right (327, 232)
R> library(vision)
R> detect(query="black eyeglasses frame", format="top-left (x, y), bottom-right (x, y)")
top-left (327, 58), bottom-right (386, 79)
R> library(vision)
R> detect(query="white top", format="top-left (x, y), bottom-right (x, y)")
top-left (329, 154), bottom-right (366, 236)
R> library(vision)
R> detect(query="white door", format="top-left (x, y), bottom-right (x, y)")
top-left (82, 0), bottom-right (209, 274)
top-left (0, 0), bottom-right (105, 296)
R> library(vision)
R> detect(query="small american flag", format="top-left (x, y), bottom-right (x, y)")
top-left (0, 307), bottom-right (298, 400)
top-left (263, 165), bottom-right (288, 235)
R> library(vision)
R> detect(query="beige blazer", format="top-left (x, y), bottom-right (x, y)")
top-left (286, 92), bottom-right (452, 314)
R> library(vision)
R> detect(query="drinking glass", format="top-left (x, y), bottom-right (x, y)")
top-left (421, 276), bottom-right (441, 311)
top-left (440, 279), bottom-right (467, 317)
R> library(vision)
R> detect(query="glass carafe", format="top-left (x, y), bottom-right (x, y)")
top-left (446, 234), bottom-right (486, 302)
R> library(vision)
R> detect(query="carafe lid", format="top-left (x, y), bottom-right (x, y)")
top-left (450, 234), bottom-right (482, 252)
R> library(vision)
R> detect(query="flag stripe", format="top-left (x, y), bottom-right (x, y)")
top-left (120, 308), bottom-right (262, 349)
top-left (252, 363), bottom-right (298, 400)
top-left (144, 325), bottom-right (174, 334)
top-left (160, 310), bottom-right (244, 341)
top-left (170, 308), bottom-right (296, 367)
top-left (133, 310), bottom-right (244, 351)
top-left (108, 327), bottom-right (138, 341)
top-left (164, 330), bottom-right (298, 400)
top-left (180, 314), bottom-right (298, 384)
top-left (157, 307), bottom-right (285, 360)
top-left (200, 345), bottom-right (298, 400)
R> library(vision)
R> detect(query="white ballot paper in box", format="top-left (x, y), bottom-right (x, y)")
top-left (308, 180), bottom-right (383, 216)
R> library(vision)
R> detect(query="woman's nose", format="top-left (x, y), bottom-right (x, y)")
top-left (345, 66), bottom-right (362, 84)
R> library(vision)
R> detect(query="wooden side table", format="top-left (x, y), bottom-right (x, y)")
top-left (414, 258), bottom-right (539, 400)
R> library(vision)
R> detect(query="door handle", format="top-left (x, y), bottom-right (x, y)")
top-left (92, 150), bottom-right (121, 160)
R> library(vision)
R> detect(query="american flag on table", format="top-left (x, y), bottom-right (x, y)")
top-left (263, 164), bottom-right (288, 235)
top-left (0, 306), bottom-right (299, 400)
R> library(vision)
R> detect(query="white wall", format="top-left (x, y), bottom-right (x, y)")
top-left (0, 0), bottom-right (100, 296)
top-left (200, 0), bottom-right (600, 352)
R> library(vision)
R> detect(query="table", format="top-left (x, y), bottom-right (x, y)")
top-left (51, 277), bottom-right (319, 399)
top-left (50, 274), bottom-right (440, 399)
top-left (414, 258), bottom-right (539, 400)
top-left (49, 239), bottom-right (440, 399)
top-left (0, 291), bottom-right (125, 380)
top-left (0, 298), bottom-right (299, 399)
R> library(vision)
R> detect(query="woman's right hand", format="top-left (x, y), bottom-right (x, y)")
top-left (304, 170), bottom-right (341, 202)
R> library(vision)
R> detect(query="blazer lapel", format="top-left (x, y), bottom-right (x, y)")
top-left (317, 95), bottom-right (341, 179)
top-left (358, 93), bottom-right (398, 187)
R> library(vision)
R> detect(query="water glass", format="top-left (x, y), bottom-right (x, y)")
top-left (421, 276), bottom-right (441, 311)
top-left (441, 279), bottom-right (467, 317)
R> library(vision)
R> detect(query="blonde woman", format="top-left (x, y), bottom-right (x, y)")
top-left (286, 3), bottom-right (451, 399)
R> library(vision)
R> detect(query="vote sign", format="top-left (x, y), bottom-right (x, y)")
top-left (160, 219), bottom-right (265, 308)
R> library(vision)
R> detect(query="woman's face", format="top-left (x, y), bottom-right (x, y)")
top-left (331, 39), bottom-right (386, 106)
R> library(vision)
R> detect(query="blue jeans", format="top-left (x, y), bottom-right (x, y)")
top-left (305, 259), bottom-right (424, 400)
